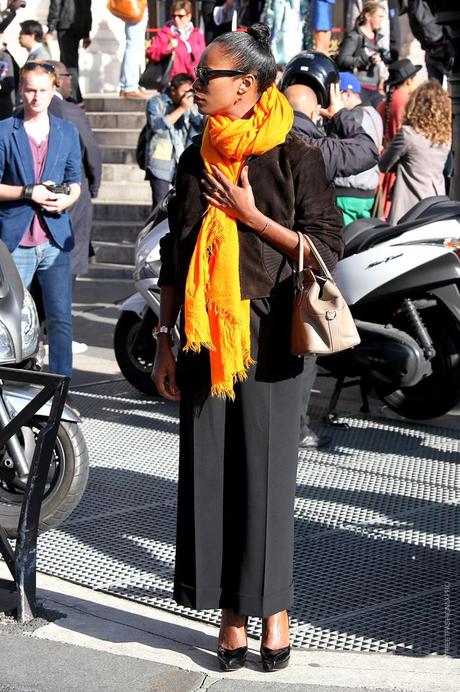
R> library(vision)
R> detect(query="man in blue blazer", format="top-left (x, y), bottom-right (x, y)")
top-left (0, 61), bottom-right (81, 379)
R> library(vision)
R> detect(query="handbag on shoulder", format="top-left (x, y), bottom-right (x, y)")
top-left (139, 54), bottom-right (174, 91)
top-left (291, 232), bottom-right (360, 356)
top-left (107, 0), bottom-right (147, 23)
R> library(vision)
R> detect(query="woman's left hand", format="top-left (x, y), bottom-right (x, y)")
top-left (202, 165), bottom-right (258, 227)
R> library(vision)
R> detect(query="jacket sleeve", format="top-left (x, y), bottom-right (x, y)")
top-left (146, 31), bottom-right (172, 62)
top-left (336, 31), bottom-right (369, 71)
top-left (315, 109), bottom-right (378, 179)
top-left (63, 123), bottom-right (83, 184)
top-left (190, 29), bottom-right (205, 67)
top-left (78, 112), bottom-right (102, 197)
top-left (47, 0), bottom-right (62, 32)
top-left (291, 144), bottom-right (344, 272)
top-left (147, 96), bottom-right (169, 132)
top-left (379, 127), bottom-right (409, 173)
top-left (158, 145), bottom-right (202, 288)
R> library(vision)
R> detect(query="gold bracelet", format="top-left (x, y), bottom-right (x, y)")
top-left (259, 220), bottom-right (270, 237)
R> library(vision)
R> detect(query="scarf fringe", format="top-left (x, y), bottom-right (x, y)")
top-left (183, 339), bottom-right (215, 353)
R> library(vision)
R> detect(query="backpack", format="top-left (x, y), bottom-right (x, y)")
top-left (136, 124), bottom-right (149, 170)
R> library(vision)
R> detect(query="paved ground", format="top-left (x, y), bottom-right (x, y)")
top-left (0, 277), bottom-right (459, 691)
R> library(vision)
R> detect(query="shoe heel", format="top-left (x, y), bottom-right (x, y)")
top-left (217, 645), bottom-right (248, 671)
top-left (260, 645), bottom-right (291, 672)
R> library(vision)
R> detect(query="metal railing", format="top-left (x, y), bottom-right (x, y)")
top-left (0, 367), bottom-right (68, 624)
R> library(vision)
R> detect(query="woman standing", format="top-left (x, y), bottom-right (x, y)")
top-left (379, 80), bottom-right (451, 224)
top-left (153, 24), bottom-right (343, 671)
top-left (145, 0), bottom-right (205, 81)
top-left (336, 0), bottom-right (390, 106)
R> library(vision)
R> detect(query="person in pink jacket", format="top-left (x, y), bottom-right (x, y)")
top-left (146, 0), bottom-right (205, 81)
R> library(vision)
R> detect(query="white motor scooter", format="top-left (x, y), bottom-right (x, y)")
top-left (115, 194), bottom-right (460, 420)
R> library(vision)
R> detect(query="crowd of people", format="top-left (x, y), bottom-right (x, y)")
top-left (0, 0), bottom-right (454, 675)
top-left (137, 0), bottom-right (452, 223)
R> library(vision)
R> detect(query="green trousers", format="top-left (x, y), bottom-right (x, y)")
top-left (336, 196), bottom-right (374, 226)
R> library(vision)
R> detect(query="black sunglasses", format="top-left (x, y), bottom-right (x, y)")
top-left (195, 67), bottom-right (246, 85)
top-left (22, 62), bottom-right (56, 74)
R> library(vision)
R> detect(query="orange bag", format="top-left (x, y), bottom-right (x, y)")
top-left (107, 0), bottom-right (147, 23)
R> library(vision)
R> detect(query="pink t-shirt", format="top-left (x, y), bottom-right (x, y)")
top-left (20, 134), bottom-right (50, 247)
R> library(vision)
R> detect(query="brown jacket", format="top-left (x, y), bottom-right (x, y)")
top-left (159, 133), bottom-right (344, 302)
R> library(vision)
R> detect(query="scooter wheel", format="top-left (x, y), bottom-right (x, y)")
top-left (114, 310), bottom-right (159, 396)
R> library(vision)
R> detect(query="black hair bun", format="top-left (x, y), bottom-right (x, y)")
top-left (247, 23), bottom-right (271, 48)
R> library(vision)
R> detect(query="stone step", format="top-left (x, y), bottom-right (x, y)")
top-left (85, 95), bottom-right (148, 113)
top-left (102, 163), bottom-right (145, 183)
top-left (92, 220), bottom-right (144, 243)
top-left (93, 200), bottom-right (151, 222)
top-left (100, 145), bottom-right (137, 165)
top-left (94, 128), bottom-right (139, 147)
top-left (93, 240), bottom-right (135, 266)
top-left (98, 180), bottom-right (151, 203)
top-left (87, 261), bottom-right (134, 281)
top-left (88, 111), bottom-right (145, 130)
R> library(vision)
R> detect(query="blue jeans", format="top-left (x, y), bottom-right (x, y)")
top-left (120, 14), bottom-right (147, 92)
top-left (12, 241), bottom-right (72, 379)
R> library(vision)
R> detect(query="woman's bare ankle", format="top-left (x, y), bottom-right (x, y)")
top-left (262, 610), bottom-right (290, 649)
top-left (218, 609), bottom-right (247, 649)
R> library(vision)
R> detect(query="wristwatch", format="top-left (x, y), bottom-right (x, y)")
top-left (23, 184), bottom-right (35, 200)
top-left (153, 325), bottom-right (174, 344)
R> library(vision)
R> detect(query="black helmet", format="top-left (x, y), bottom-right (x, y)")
top-left (280, 51), bottom-right (339, 107)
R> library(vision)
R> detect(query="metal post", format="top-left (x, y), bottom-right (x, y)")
top-left (0, 369), bottom-right (69, 623)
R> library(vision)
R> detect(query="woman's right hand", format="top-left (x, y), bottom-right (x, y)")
top-left (152, 340), bottom-right (180, 401)
top-left (168, 38), bottom-right (179, 51)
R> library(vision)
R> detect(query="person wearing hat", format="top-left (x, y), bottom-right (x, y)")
top-left (377, 58), bottom-right (422, 146)
top-left (376, 58), bottom-right (421, 218)
top-left (334, 71), bottom-right (383, 224)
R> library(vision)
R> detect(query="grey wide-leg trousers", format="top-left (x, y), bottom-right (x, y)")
top-left (174, 297), bottom-right (305, 617)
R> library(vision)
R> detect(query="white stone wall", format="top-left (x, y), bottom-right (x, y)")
top-left (2, 0), bottom-right (127, 94)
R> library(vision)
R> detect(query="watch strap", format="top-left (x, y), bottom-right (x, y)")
top-left (23, 184), bottom-right (35, 200)
top-left (153, 325), bottom-right (174, 343)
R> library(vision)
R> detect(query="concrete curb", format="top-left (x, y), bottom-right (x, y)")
top-left (1, 565), bottom-right (459, 692)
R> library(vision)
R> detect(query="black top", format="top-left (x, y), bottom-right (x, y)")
top-left (159, 133), bottom-right (344, 303)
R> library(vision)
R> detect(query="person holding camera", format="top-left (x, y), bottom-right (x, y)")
top-left (0, 61), bottom-right (81, 380)
top-left (144, 72), bottom-right (202, 207)
top-left (337, 0), bottom-right (391, 107)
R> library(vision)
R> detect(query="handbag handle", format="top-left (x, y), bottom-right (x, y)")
top-left (296, 231), bottom-right (333, 281)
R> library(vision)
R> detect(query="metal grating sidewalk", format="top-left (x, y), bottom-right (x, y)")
top-left (35, 379), bottom-right (460, 655)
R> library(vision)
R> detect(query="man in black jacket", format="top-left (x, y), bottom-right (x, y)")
top-left (285, 81), bottom-right (378, 181)
top-left (45, 0), bottom-right (92, 103)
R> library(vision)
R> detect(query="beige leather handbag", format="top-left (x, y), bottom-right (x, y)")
top-left (291, 232), bottom-right (361, 356)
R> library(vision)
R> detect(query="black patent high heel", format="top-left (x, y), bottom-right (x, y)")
top-left (260, 644), bottom-right (291, 671)
top-left (260, 611), bottom-right (291, 671)
top-left (217, 644), bottom-right (248, 671)
top-left (217, 612), bottom-right (248, 671)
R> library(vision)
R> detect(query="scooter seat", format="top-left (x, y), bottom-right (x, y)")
top-left (343, 218), bottom-right (389, 257)
top-left (343, 196), bottom-right (460, 258)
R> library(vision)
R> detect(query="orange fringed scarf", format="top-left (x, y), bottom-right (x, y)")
top-left (183, 85), bottom-right (294, 399)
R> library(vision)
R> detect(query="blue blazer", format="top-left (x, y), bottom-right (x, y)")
top-left (0, 113), bottom-right (82, 251)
